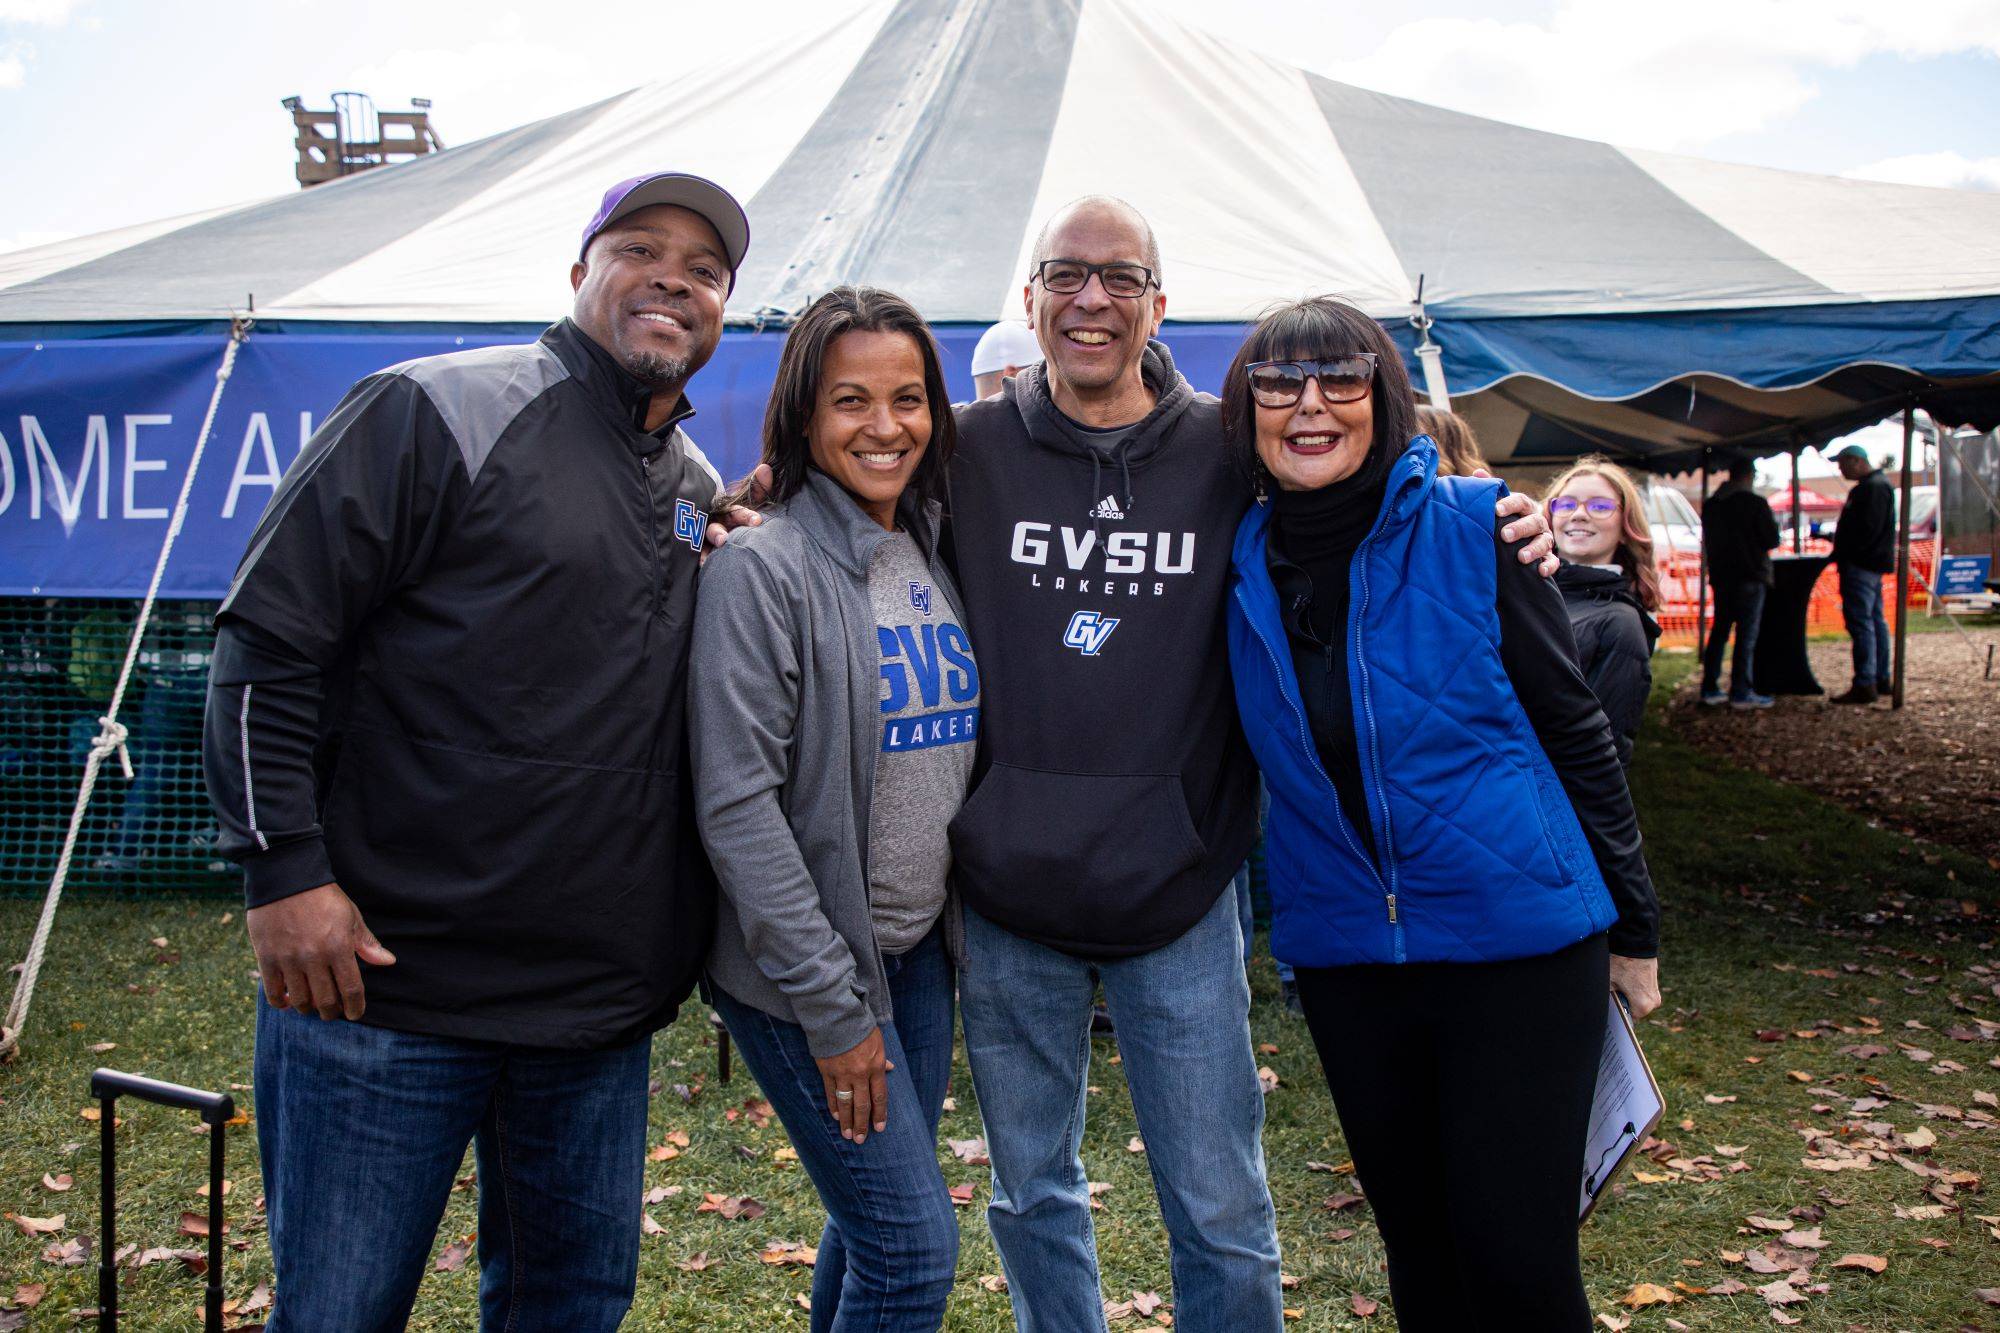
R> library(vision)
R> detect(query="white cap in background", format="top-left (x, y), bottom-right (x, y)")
top-left (970, 320), bottom-right (1044, 376)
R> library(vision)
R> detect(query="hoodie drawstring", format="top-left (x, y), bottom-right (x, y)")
top-left (1085, 444), bottom-right (1138, 540)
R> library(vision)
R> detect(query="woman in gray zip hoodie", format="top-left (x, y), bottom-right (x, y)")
top-left (690, 287), bottom-right (977, 1332)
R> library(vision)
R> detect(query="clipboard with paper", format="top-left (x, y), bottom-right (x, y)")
top-left (1579, 992), bottom-right (1665, 1223)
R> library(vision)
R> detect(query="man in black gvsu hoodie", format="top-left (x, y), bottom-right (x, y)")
top-left (201, 174), bottom-right (741, 1332)
top-left (949, 196), bottom-right (1270, 1330)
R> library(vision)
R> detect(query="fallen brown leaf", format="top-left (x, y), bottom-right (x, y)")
top-left (759, 1241), bottom-right (817, 1267)
top-left (1349, 1293), bottom-right (1380, 1317)
top-left (435, 1239), bottom-right (471, 1272)
top-left (7, 1214), bottom-right (63, 1236)
top-left (38, 1174), bottom-right (71, 1193)
top-left (1620, 1283), bottom-right (1680, 1308)
top-left (1831, 1253), bottom-right (1886, 1274)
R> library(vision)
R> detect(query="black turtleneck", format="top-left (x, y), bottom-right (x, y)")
top-left (1267, 471), bottom-right (1388, 859)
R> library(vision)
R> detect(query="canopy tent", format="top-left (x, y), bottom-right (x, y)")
top-left (4, 0), bottom-right (2000, 599)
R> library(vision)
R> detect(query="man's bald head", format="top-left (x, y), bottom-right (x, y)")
top-left (1029, 195), bottom-right (1162, 289)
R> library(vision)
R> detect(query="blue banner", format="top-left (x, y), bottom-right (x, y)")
top-left (0, 325), bottom-right (1252, 599)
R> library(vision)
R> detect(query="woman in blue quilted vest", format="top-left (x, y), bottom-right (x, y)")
top-left (1222, 296), bottom-right (1661, 1330)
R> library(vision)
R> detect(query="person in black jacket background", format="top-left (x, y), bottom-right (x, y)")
top-left (1698, 455), bottom-right (1782, 708)
top-left (1544, 456), bottom-right (1663, 769)
top-left (1830, 442), bottom-right (1897, 703)
top-left (202, 173), bottom-right (744, 1333)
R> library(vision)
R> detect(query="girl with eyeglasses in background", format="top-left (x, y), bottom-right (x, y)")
top-left (1220, 296), bottom-right (1661, 1331)
top-left (1544, 457), bottom-right (1662, 772)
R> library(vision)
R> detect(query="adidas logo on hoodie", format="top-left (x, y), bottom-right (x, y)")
top-left (1088, 494), bottom-right (1126, 521)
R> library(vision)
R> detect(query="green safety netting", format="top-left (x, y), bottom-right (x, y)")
top-left (0, 597), bottom-right (233, 897)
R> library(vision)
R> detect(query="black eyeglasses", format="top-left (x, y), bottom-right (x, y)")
top-left (1032, 259), bottom-right (1156, 299)
top-left (1549, 496), bottom-right (1620, 519)
top-left (1243, 354), bottom-right (1378, 408)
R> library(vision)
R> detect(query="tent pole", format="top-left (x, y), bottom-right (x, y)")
top-left (1892, 403), bottom-right (1916, 710)
top-left (1790, 441), bottom-right (1803, 553)
top-left (1697, 449), bottom-right (1711, 666)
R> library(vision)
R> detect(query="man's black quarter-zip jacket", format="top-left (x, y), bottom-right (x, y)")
top-left (203, 319), bottom-right (721, 1049)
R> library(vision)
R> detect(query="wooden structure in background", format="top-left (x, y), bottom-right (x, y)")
top-left (283, 91), bottom-right (444, 189)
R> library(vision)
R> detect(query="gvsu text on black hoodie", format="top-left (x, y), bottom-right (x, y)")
top-left (946, 342), bottom-right (1258, 957)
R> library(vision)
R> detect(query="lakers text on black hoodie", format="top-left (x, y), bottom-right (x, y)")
top-left (945, 341), bottom-right (1258, 957)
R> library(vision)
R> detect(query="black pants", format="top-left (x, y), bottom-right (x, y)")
top-left (1294, 934), bottom-right (1609, 1332)
top-left (1701, 578), bottom-right (1767, 699)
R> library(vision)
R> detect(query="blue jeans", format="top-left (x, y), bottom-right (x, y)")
top-left (712, 926), bottom-right (958, 1332)
top-left (254, 997), bottom-right (651, 1332)
top-left (1839, 562), bottom-right (1892, 690)
top-left (961, 890), bottom-right (1283, 1333)
top-left (1701, 578), bottom-right (1767, 699)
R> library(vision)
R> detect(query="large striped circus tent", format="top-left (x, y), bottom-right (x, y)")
top-left (3, 0), bottom-right (1998, 599)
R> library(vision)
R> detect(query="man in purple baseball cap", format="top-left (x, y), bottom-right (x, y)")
top-left (205, 172), bottom-right (750, 1331)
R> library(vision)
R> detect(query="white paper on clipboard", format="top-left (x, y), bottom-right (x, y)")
top-left (1580, 992), bottom-right (1665, 1222)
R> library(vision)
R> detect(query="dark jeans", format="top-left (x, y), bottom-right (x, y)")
top-left (254, 996), bottom-right (652, 1332)
top-left (1701, 578), bottom-right (1767, 699)
top-left (1838, 562), bottom-right (1892, 690)
top-left (712, 925), bottom-right (959, 1332)
top-left (1294, 934), bottom-right (1609, 1332)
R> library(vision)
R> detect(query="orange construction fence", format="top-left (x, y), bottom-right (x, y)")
top-left (1651, 538), bottom-right (1941, 650)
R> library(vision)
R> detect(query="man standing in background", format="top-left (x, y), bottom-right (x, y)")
top-left (969, 318), bottom-right (1043, 400)
top-left (1829, 442), bottom-right (1897, 704)
top-left (1699, 454), bottom-right (1781, 709)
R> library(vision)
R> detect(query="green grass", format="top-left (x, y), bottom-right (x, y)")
top-left (2, 660), bottom-right (1996, 1329)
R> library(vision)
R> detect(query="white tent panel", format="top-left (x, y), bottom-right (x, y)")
top-left (268, 3), bottom-right (894, 322)
top-left (1624, 147), bottom-right (2000, 304)
top-left (1007, 0), bottom-right (1411, 324)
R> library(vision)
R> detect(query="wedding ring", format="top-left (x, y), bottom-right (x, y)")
top-left (835, 1089), bottom-right (854, 1101)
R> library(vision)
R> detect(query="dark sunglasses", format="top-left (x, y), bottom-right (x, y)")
top-left (1032, 259), bottom-right (1156, 298)
top-left (1243, 354), bottom-right (1378, 409)
top-left (1549, 496), bottom-right (1620, 519)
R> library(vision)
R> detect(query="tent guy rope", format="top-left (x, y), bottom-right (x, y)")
top-left (0, 318), bottom-right (252, 1060)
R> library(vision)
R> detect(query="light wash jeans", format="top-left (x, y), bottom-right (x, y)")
top-left (961, 890), bottom-right (1284, 1333)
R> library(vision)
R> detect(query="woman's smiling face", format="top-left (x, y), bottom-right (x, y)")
top-left (1253, 368), bottom-right (1376, 493)
top-left (806, 329), bottom-right (932, 530)
top-left (1551, 471), bottom-right (1623, 566)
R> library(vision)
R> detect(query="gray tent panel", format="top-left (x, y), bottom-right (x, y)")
top-left (736, 0), bottom-right (1081, 319)
top-left (1309, 78), bottom-right (1834, 316)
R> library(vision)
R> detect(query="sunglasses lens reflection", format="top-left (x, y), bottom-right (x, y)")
top-left (1249, 364), bottom-right (1305, 406)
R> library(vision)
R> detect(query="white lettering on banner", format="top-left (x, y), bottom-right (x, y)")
top-left (0, 426), bottom-right (13, 516)
top-left (22, 414), bottom-right (110, 532)
top-left (222, 411), bottom-right (313, 519)
top-left (123, 415), bottom-right (172, 519)
top-left (1009, 520), bottom-right (1196, 574)
top-left (224, 413), bottom-right (284, 520)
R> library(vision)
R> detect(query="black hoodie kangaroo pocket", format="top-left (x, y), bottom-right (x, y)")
top-left (948, 763), bottom-right (1207, 944)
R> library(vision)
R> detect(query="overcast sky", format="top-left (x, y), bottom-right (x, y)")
top-left (4, 0), bottom-right (1996, 256)
top-left (4, 0), bottom-right (1994, 468)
